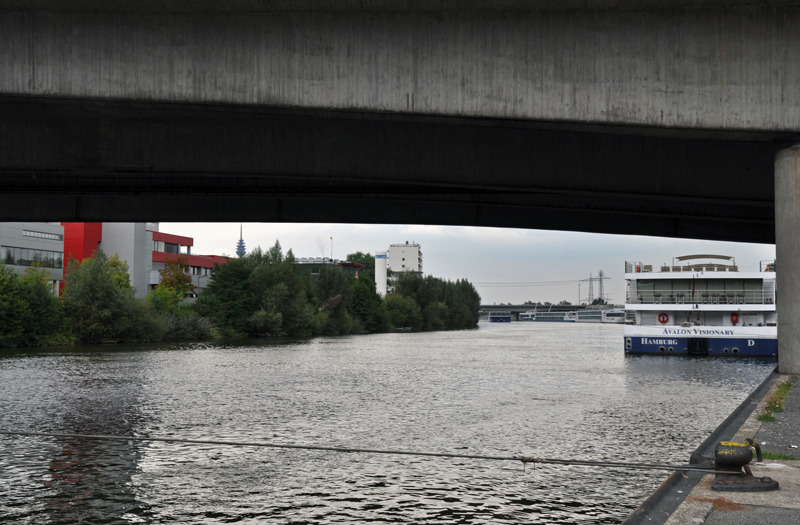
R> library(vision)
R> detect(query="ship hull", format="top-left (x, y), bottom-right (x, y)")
top-left (624, 327), bottom-right (777, 357)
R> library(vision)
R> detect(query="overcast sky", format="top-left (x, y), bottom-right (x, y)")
top-left (162, 222), bottom-right (776, 306)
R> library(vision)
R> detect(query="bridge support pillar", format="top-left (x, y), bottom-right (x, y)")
top-left (775, 142), bottom-right (800, 374)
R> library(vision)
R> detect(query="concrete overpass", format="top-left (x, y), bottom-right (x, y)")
top-left (1, 1), bottom-right (799, 372)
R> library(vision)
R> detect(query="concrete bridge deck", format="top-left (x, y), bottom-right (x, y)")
top-left (1, 1), bottom-right (799, 373)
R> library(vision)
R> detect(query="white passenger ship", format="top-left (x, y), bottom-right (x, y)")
top-left (487, 311), bottom-right (512, 322)
top-left (519, 308), bottom-right (625, 323)
top-left (624, 255), bottom-right (777, 357)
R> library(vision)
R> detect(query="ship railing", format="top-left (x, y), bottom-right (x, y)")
top-left (627, 262), bottom-right (745, 273)
top-left (625, 261), bottom-right (653, 273)
top-left (655, 264), bottom-right (738, 272)
top-left (627, 290), bottom-right (773, 305)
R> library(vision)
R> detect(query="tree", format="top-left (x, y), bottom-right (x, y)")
top-left (445, 279), bottom-right (481, 329)
top-left (559, 300), bottom-right (572, 305)
top-left (17, 266), bottom-right (64, 346)
top-left (248, 245), bottom-right (317, 337)
top-left (422, 301), bottom-right (448, 331)
top-left (196, 241), bottom-right (317, 338)
top-left (591, 298), bottom-right (607, 305)
top-left (195, 256), bottom-right (256, 336)
top-left (0, 263), bottom-right (28, 347)
top-left (346, 251), bottom-right (375, 283)
top-left (146, 285), bottom-right (184, 313)
top-left (63, 250), bottom-right (165, 343)
top-left (392, 272), bottom-right (481, 330)
top-left (348, 277), bottom-right (389, 333)
top-left (107, 254), bottom-right (134, 292)
top-left (384, 294), bottom-right (422, 330)
top-left (315, 265), bottom-right (353, 335)
top-left (158, 256), bottom-right (196, 295)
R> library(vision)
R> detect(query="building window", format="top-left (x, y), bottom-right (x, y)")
top-left (23, 230), bottom-right (63, 241)
top-left (1, 246), bottom-right (63, 269)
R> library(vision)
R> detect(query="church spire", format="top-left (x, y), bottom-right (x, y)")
top-left (236, 224), bottom-right (246, 258)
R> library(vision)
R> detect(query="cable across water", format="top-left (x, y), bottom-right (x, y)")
top-left (0, 430), bottom-right (733, 475)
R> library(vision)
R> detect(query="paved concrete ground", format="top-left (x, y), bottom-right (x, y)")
top-left (665, 374), bottom-right (799, 525)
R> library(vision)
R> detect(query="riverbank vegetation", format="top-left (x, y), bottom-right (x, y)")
top-left (0, 241), bottom-right (481, 347)
top-left (757, 378), bottom-right (796, 422)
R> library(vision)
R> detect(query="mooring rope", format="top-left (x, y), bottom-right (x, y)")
top-left (0, 430), bottom-right (734, 474)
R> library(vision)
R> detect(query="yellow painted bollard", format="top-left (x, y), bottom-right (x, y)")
top-left (712, 439), bottom-right (779, 492)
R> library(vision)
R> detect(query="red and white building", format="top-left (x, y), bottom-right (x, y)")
top-left (62, 222), bottom-right (228, 298)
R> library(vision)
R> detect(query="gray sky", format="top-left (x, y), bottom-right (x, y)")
top-left (162, 222), bottom-right (776, 306)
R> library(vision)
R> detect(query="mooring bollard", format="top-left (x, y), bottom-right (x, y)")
top-left (712, 438), bottom-right (779, 492)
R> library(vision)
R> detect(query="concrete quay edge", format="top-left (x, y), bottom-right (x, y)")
top-left (624, 369), bottom-right (800, 525)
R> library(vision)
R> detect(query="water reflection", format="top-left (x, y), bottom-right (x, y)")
top-left (0, 324), bottom-right (775, 524)
top-left (1, 348), bottom-right (153, 523)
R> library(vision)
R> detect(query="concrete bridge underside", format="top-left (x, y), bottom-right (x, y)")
top-left (1, 2), bottom-right (800, 371)
top-left (0, 97), bottom-right (782, 243)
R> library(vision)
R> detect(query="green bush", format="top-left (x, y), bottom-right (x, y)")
top-left (62, 250), bottom-right (163, 344)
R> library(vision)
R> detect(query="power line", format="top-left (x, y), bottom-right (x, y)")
top-left (473, 279), bottom-right (588, 287)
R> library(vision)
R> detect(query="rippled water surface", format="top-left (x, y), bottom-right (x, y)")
top-left (0, 323), bottom-right (775, 524)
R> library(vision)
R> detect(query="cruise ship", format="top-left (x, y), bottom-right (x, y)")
top-left (624, 255), bottom-right (777, 357)
top-left (518, 308), bottom-right (625, 323)
top-left (487, 311), bottom-right (512, 322)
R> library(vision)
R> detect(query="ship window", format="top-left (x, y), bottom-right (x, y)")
top-left (654, 280), bottom-right (672, 292)
top-left (727, 279), bottom-right (743, 291)
top-left (744, 279), bottom-right (762, 304)
top-left (672, 280), bottom-right (691, 292)
top-left (637, 279), bottom-right (654, 302)
top-left (693, 280), bottom-right (708, 303)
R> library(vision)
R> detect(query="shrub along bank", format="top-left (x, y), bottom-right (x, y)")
top-left (0, 242), bottom-right (481, 347)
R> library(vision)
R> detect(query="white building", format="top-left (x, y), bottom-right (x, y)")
top-left (387, 242), bottom-right (423, 273)
top-left (100, 223), bottom-right (155, 298)
top-left (0, 222), bottom-right (64, 294)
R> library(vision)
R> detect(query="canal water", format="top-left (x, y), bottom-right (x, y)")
top-left (0, 322), bottom-right (775, 524)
